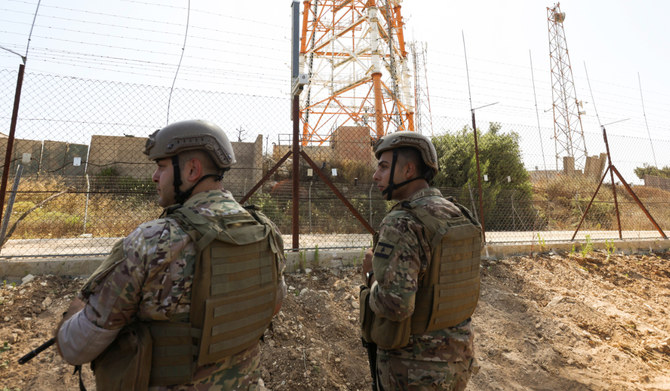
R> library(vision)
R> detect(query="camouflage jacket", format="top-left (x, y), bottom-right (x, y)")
top-left (369, 187), bottom-right (474, 361)
top-left (80, 189), bottom-right (286, 389)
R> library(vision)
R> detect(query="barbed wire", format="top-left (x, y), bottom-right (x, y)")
top-left (0, 7), bottom-right (288, 44)
top-left (1, 5), bottom-right (668, 134)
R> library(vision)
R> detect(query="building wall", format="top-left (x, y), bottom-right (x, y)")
top-left (644, 175), bottom-right (670, 191)
top-left (330, 126), bottom-right (374, 163)
top-left (86, 134), bottom-right (263, 195)
top-left (87, 135), bottom-right (153, 178)
top-left (0, 138), bottom-right (88, 177)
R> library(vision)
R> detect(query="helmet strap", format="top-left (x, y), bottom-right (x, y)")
top-left (171, 155), bottom-right (187, 204)
top-left (381, 149), bottom-right (398, 200)
top-left (380, 149), bottom-right (425, 201)
top-left (171, 156), bottom-right (227, 205)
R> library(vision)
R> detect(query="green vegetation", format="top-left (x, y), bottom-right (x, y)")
top-left (580, 235), bottom-right (594, 258)
top-left (432, 123), bottom-right (537, 231)
top-left (537, 233), bottom-right (547, 252)
top-left (605, 239), bottom-right (616, 261)
top-left (0, 341), bottom-right (11, 369)
top-left (634, 164), bottom-right (670, 180)
top-left (313, 244), bottom-right (320, 268)
top-left (299, 250), bottom-right (306, 273)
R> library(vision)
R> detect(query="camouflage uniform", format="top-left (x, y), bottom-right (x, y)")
top-left (369, 188), bottom-right (477, 391)
top-left (79, 189), bottom-right (285, 390)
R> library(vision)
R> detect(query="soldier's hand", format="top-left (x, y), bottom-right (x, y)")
top-left (362, 248), bottom-right (373, 282)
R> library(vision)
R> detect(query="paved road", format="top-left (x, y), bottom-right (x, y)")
top-left (0, 230), bottom-right (665, 258)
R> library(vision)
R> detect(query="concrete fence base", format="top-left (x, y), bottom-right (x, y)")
top-left (1, 238), bottom-right (668, 281)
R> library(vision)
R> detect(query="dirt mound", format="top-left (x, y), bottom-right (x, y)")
top-left (1, 250), bottom-right (669, 390)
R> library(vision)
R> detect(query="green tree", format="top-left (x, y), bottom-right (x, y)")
top-left (634, 164), bottom-right (670, 180)
top-left (432, 123), bottom-right (538, 231)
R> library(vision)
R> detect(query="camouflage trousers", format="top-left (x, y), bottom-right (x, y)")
top-left (376, 351), bottom-right (477, 391)
top-left (150, 343), bottom-right (261, 391)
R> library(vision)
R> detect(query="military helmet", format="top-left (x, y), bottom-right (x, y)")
top-left (373, 131), bottom-right (438, 179)
top-left (144, 119), bottom-right (236, 169)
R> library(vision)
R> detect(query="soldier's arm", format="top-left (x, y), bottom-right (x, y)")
top-left (368, 216), bottom-right (422, 322)
top-left (274, 275), bottom-right (287, 315)
top-left (56, 225), bottom-right (153, 364)
top-left (56, 307), bottom-right (121, 365)
top-left (271, 225), bottom-right (288, 315)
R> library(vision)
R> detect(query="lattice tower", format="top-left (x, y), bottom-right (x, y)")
top-left (410, 42), bottom-right (433, 136)
top-left (547, 3), bottom-right (588, 169)
top-left (299, 0), bottom-right (415, 146)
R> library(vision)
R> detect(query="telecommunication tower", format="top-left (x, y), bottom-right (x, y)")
top-left (410, 42), bottom-right (433, 136)
top-left (547, 3), bottom-right (588, 169)
top-left (299, 0), bottom-right (414, 145)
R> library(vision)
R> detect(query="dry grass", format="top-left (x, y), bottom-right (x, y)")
top-left (533, 174), bottom-right (670, 231)
top-left (5, 177), bottom-right (161, 239)
top-left (3, 175), bottom-right (668, 240)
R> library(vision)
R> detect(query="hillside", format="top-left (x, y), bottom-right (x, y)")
top-left (1, 249), bottom-right (669, 390)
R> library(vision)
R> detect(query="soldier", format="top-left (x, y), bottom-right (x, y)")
top-left (360, 131), bottom-right (481, 390)
top-left (55, 120), bottom-right (286, 390)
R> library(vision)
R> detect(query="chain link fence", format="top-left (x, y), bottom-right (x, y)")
top-left (0, 68), bottom-right (668, 257)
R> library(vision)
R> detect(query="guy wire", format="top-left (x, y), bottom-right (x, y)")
top-left (638, 72), bottom-right (658, 167)
top-left (24, 0), bottom-right (43, 63)
top-left (167, 0), bottom-right (191, 124)
top-left (462, 30), bottom-right (473, 111)
top-left (529, 50), bottom-right (548, 171)
top-left (583, 61), bottom-right (602, 127)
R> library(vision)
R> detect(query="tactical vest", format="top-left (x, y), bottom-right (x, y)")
top-left (83, 204), bottom-right (281, 388)
top-left (149, 205), bottom-right (281, 385)
top-left (405, 199), bottom-right (481, 334)
top-left (361, 197), bottom-right (481, 349)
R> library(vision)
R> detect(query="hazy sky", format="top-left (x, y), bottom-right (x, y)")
top-left (402, 1), bottom-right (670, 133)
top-left (1, 0), bottom-right (668, 177)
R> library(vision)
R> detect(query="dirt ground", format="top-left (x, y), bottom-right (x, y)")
top-left (1, 249), bottom-right (669, 390)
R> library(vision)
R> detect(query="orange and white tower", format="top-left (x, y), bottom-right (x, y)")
top-left (299, 0), bottom-right (414, 145)
top-left (547, 3), bottom-right (588, 169)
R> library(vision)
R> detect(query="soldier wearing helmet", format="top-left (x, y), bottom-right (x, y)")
top-left (56, 120), bottom-right (286, 390)
top-left (360, 131), bottom-right (481, 390)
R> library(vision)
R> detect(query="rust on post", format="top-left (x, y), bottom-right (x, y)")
top-left (572, 126), bottom-right (667, 241)
top-left (571, 169), bottom-right (608, 241)
top-left (240, 151), bottom-right (292, 205)
top-left (611, 166), bottom-right (667, 239)
top-left (292, 94), bottom-right (300, 251)
top-left (300, 150), bottom-right (375, 234)
top-left (471, 110), bottom-right (486, 243)
top-left (0, 64), bottom-right (25, 228)
top-left (603, 128), bottom-right (623, 239)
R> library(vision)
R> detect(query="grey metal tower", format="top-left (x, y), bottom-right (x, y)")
top-left (547, 3), bottom-right (588, 170)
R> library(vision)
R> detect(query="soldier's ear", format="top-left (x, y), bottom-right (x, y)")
top-left (184, 158), bottom-right (204, 182)
top-left (403, 160), bottom-right (417, 179)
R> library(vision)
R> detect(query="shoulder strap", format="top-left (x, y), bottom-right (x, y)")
top-left (244, 204), bottom-right (285, 260)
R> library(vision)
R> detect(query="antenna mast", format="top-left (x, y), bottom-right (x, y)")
top-left (547, 3), bottom-right (588, 170)
top-left (411, 42), bottom-right (433, 135)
